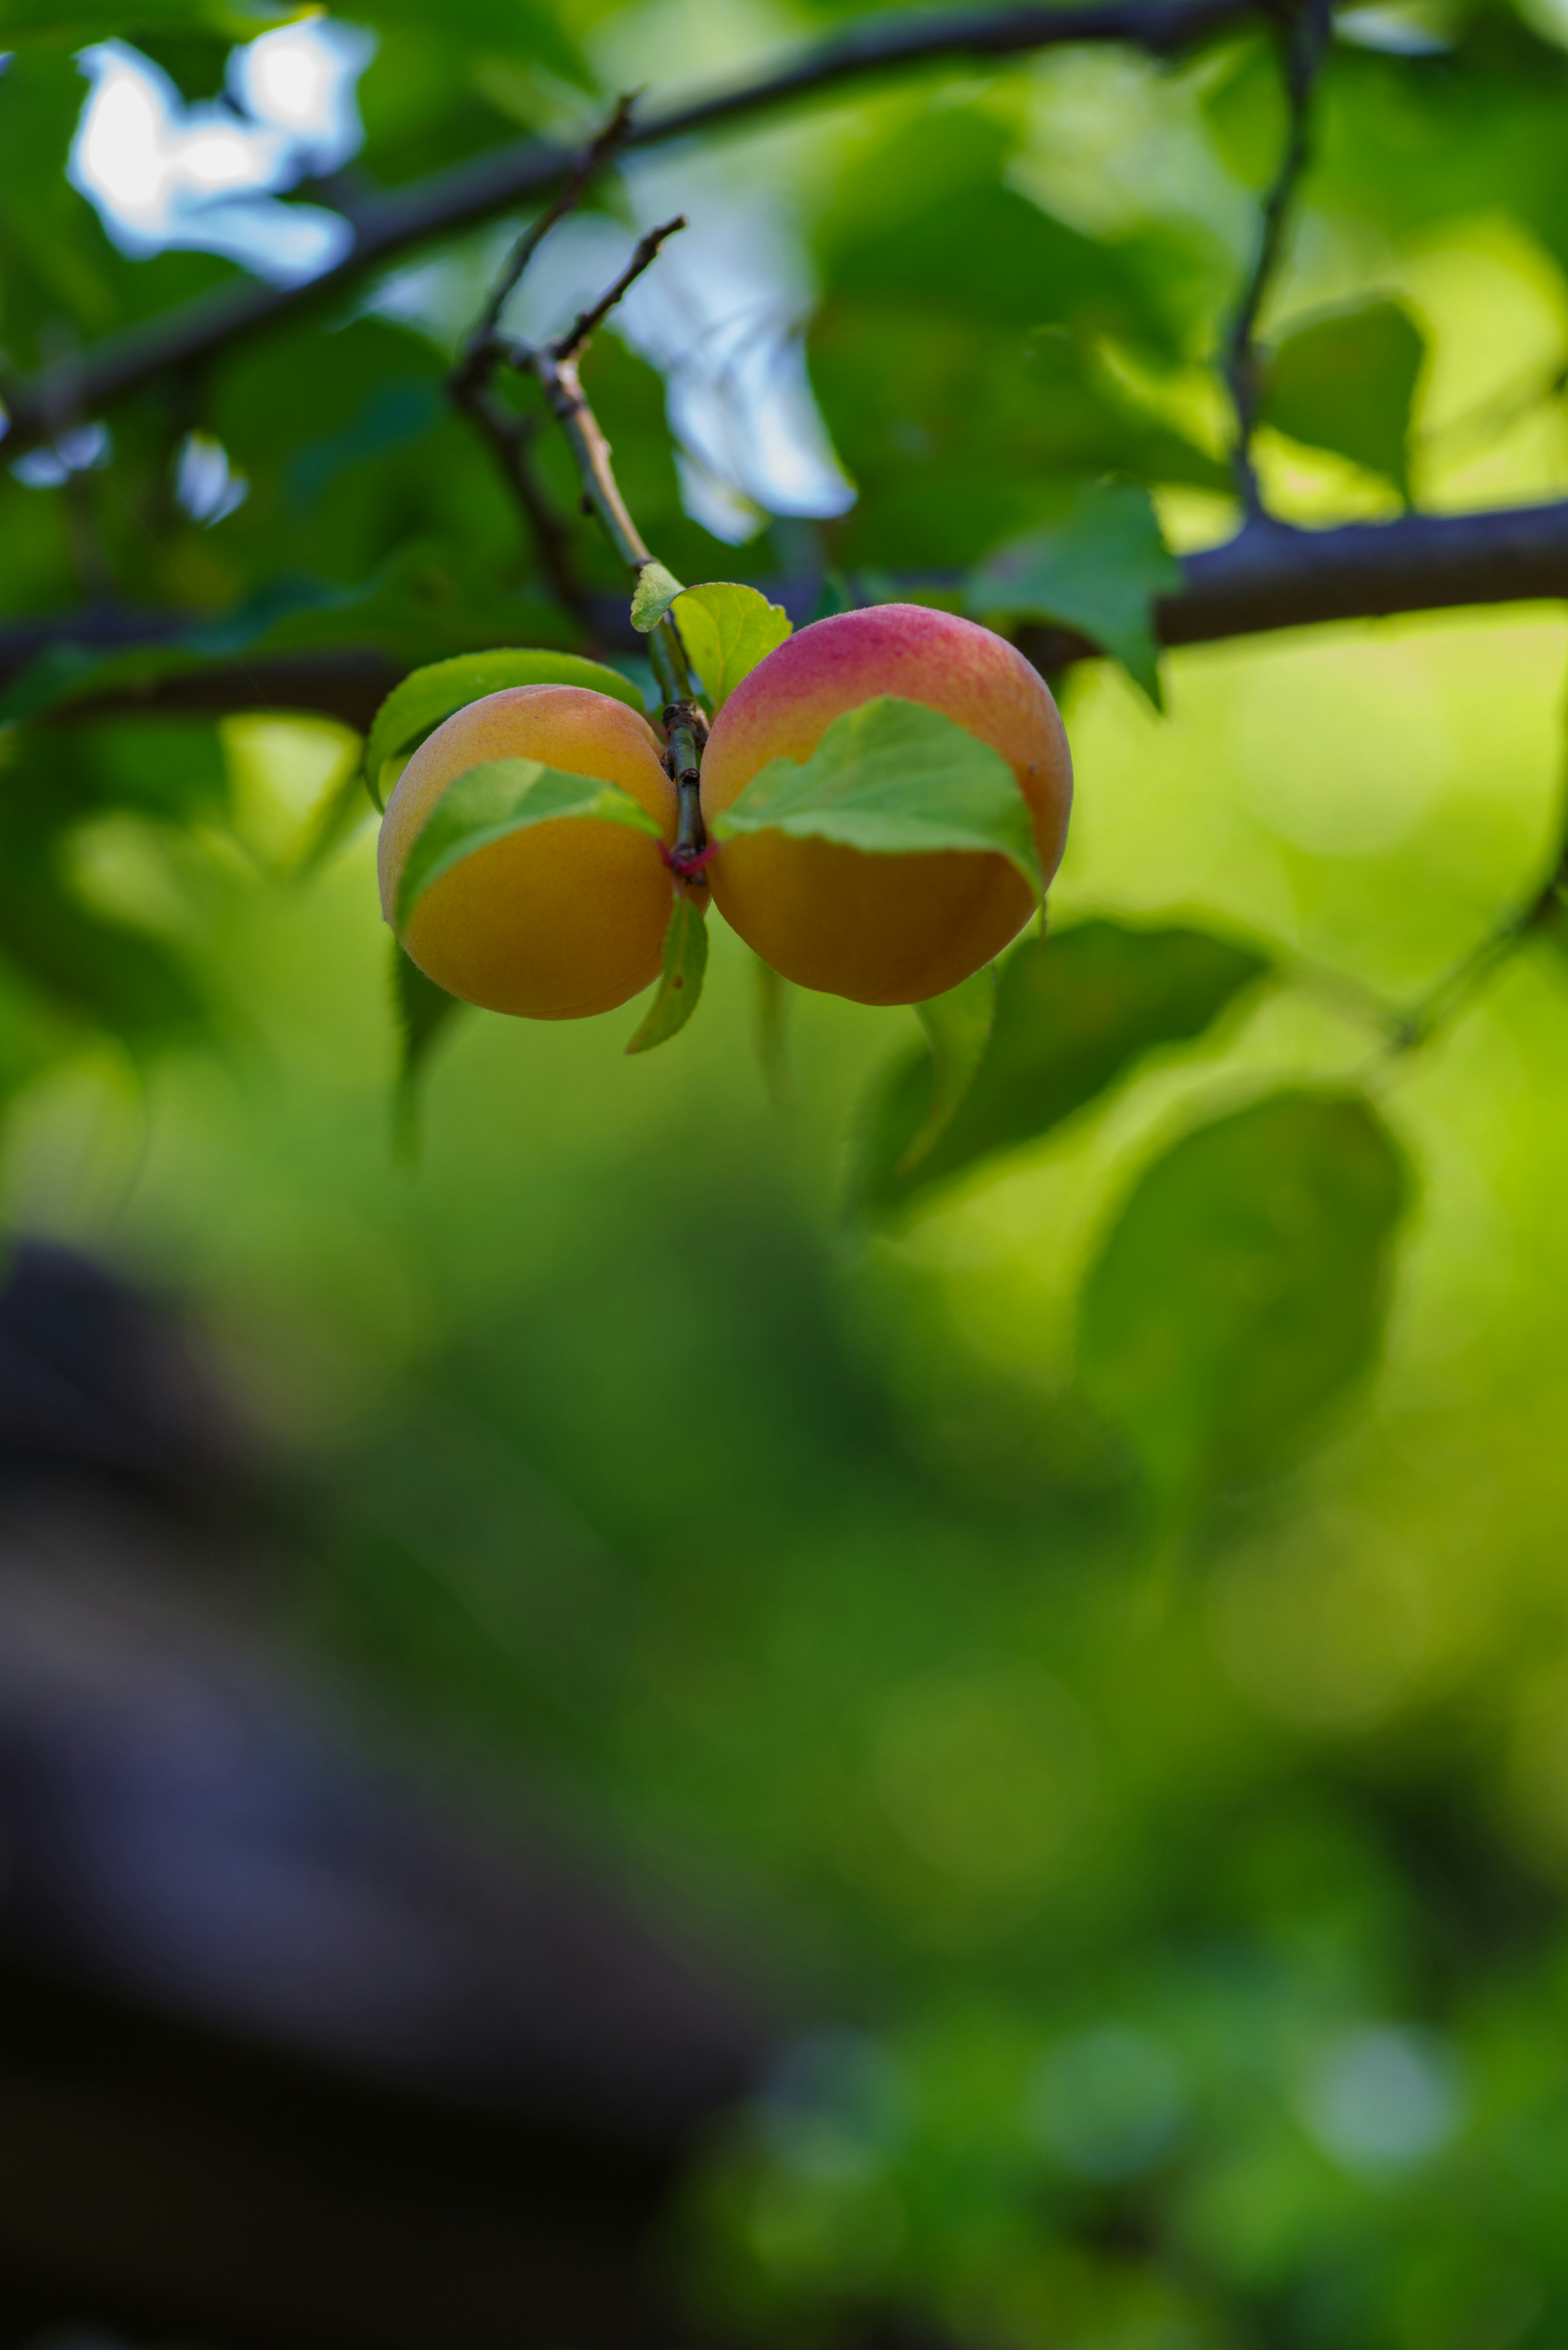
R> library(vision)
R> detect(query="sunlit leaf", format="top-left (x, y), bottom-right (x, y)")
top-left (1262, 298), bottom-right (1426, 499)
top-left (1078, 1090), bottom-right (1409, 1511)
top-left (968, 481), bottom-right (1180, 707)
top-left (672, 583), bottom-right (792, 711)
top-left (900, 966), bottom-right (997, 1175)
top-left (364, 650), bottom-right (647, 809)
top-left (392, 939), bottom-right (463, 1162)
top-left (857, 921), bottom-right (1267, 1217)
top-left (396, 758), bottom-right (660, 931)
top-left (713, 698), bottom-right (1040, 887)
top-left (631, 562), bottom-right (686, 634)
top-left (625, 890), bottom-right (708, 1054)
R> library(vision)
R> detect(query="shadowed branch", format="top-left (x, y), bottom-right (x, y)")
top-left (1223, 0), bottom-right (1335, 515)
top-left (16, 495), bottom-right (1568, 725)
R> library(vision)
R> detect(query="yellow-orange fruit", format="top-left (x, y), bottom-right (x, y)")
top-left (378, 684), bottom-right (678, 1019)
top-left (699, 604), bottom-right (1073, 1004)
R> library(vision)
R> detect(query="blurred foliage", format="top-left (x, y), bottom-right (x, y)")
top-left (6, 2), bottom-right (1568, 2348)
top-left (1261, 299), bottom-right (1428, 502)
top-left (969, 481), bottom-right (1182, 706)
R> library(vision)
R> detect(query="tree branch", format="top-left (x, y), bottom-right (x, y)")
top-left (19, 497), bottom-right (1568, 727)
top-left (1223, 0), bottom-right (1334, 515)
top-left (519, 216), bottom-right (687, 584)
top-left (452, 158), bottom-right (706, 863)
top-left (0, 0), bottom-right (1264, 459)
top-left (447, 100), bottom-right (644, 629)
top-left (459, 95), bottom-right (638, 371)
top-left (446, 383), bottom-right (588, 621)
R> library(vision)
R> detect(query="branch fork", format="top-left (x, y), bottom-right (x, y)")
top-left (447, 110), bottom-right (709, 868)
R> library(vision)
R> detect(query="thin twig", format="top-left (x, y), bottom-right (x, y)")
top-left (1393, 797), bottom-right (1568, 1052)
top-left (528, 335), bottom-right (700, 709)
top-left (455, 94), bottom-right (638, 388)
top-left (450, 379), bottom-right (588, 620)
top-left (551, 216), bottom-right (686, 361)
top-left (447, 98), bottom-right (644, 624)
top-left (515, 219), bottom-right (697, 711)
top-left (452, 149), bottom-right (705, 861)
top-left (1223, 0), bottom-right (1334, 517)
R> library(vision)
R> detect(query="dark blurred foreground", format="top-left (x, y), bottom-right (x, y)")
top-left (0, 1243), bottom-right (768, 2350)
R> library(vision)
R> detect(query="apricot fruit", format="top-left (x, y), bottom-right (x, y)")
top-left (699, 604), bottom-right (1072, 1004)
top-left (378, 683), bottom-right (679, 1019)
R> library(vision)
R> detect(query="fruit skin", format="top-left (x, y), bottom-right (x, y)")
top-left (378, 684), bottom-right (679, 1019)
top-left (699, 604), bottom-right (1073, 1004)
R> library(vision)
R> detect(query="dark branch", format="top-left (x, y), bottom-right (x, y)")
top-left (0, 0), bottom-right (1263, 459)
top-left (445, 381), bottom-right (588, 620)
top-left (1223, 0), bottom-right (1334, 515)
top-left (1163, 499), bottom-right (1568, 643)
top-left (19, 497), bottom-right (1568, 727)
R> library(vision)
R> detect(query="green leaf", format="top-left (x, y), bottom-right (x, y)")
top-left (814, 109), bottom-right (1208, 365)
top-left (397, 760), bottom-right (660, 932)
top-left (1262, 298), bottom-right (1426, 499)
top-left (858, 922), bottom-right (1269, 1217)
top-left (392, 940), bottom-right (463, 1162)
top-left (900, 967), bottom-right (997, 1175)
top-left (1078, 1090), bottom-right (1410, 1512)
top-left (713, 698), bottom-right (1040, 889)
top-left (968, 481), bottom-right (1180, 708)
top-left (625, 891), bottom-right (708, 1054)
top-left (631, 562), bottom-right (686, 634)
top-left (363, 650), bottom-right (647, 809)
top-left (671, 583), bottom-right (792, 711)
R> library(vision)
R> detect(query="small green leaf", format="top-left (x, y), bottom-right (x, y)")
top-left (363, 650), bottom-right (646, 808)
top-left (1078, 1089), bottom-right (1409, 1513)
top-left (392, 941), bottom-right (464, 1161)
top-left (858, 921), bottom-right (1269, 1216)
top-left (625, 891), bottom-right (708, 1054)
top-left (1262, 298), bottom-right (1425, 500)
top-left (631, 562), bottom-right (687, 634)
top-left (900, 967), bottom-right (997, 1174)
top-left (713, 698), bottom-right (1040, 889)
top-left (671, 583), bottom-right (792, 711)
top-left (397, 760), bottom-right (660, 932)
top-left (968, 480), bottom-right (1180, 708)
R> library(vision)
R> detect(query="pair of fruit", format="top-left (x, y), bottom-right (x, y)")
top-left (377, 604), bottom-right (1073, 1016)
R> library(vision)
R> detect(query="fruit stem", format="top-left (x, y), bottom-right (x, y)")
top-left (663, 700), bottom-right (710, 878)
